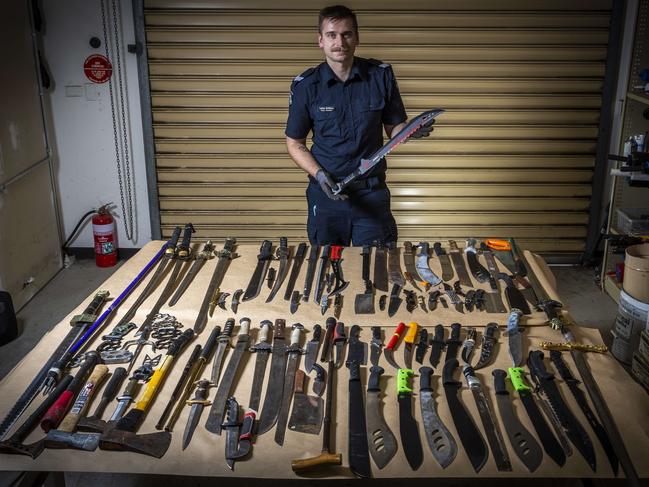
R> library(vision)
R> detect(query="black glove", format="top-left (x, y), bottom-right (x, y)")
top-left (410, 118), bottom-right (435, 139)
top-left (315, 169), bottom-right (347, 201)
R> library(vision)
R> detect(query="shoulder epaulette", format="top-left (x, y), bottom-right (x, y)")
top-left (367, 58), bottom-right (390, 69)
top-left (292, 67), bottom-right (316, 85)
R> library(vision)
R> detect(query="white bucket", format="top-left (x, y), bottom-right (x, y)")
top-left (611, 290), bottom-right (649, 364)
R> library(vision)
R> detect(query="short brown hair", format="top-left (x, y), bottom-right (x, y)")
top-left (318, 5), bottom-right (358, 34)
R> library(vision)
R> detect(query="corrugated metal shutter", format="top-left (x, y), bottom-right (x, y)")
top-left (144, 0), bottom-right (613, 254)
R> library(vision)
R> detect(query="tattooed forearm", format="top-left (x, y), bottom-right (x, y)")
top-left (297, 144), bottom-right (310, 153)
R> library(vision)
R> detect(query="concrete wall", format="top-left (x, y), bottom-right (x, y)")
top-left (41, 0), bottom-right (151, 249)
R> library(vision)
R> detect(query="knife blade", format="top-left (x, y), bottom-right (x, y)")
top-left (474, 322), bottom-right (498, 369)
top-left (387, 283), bottom-right (403, 317)
top-left (365, 365), bottom-right (397, 469)
top-left (266, 237), bottom-right (291, 303)
top-left (304, 324), bottom-right (322, 373)
top-left (433, 242), bottom-right (454, 282)
top-left (397, 369), bottom-right (423, 470)
top-left (415, 242), bottom-right (442, 286)
top-left (248, 320), bottom-right (273, 412)
top-left (168, 240), bottom-right (214, 306)
top-left (242, 240), bottom-right (273, 301)
top-left (403, 322), bottom-right (419, 369)
top-left (301, 245), bottom-right (320, 302)
top-left (182, 379), bottom-right (211, 450)
top-left (499, 273), bottom-right (531, 315)
top-left (505, 308), bottom-right (524, 367)
top-left (283, 242), bottom-right (307, 301)
top-left (275, 324), bottom-right (304, 445)
top-left (373, 241), bottom-right (389, 292)
top-left (313, 244), bottom-right (331, 304)
top-left (403, 241), bottom-right (423, 290)
top-left (384, 322), bottom-right (406, 369)
top-left (210, 318), bottom-right (235, 385)
top-left (369, 326), bottom-right (382, 367)
top-left (448, 240), bottom-right (473, 287)
top-left (415, 328), bottom-right (428, 364)
top-left (429, 324), bottom-right (445, 368)
top-left (464, 238), bottom-right (490, 283)
top-left (333, 322), bottom-right (347, 368)
top-left (256, 319), bottom-right (287, 435)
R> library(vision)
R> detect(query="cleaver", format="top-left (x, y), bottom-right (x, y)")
top-left (288, 369), bottom-right (323, 435)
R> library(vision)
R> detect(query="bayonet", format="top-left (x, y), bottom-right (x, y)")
top-left (284, 242), bottom-right (308, 301)
top-left (256, 319), bottom-right (287, 435)
top-left (210, 318), bottom-right (235, 385)
top-left (243, 240), bottom-right (273, 302)
top-left (384, 322), bottom-right (406, 369)
top-left (463, 365), bottom-right (512, 471)
top-left (266, 237), bottom-right (291, 303)
top-left (415, 328), bottom-right (428, 364)
top-left (304, 324), bottom-right (322, 373)
top-left (474, 322), bottom-right (498, 369)
top-left (369, 326), bottom-right (382, 366)
top-left (168, 240), bottom-right (214, 307)
top-left (403, 322), bottom-right (418, 369)
top-left (429, 324), bottom-right (445, 368)
top-left (193, 237), bottom-right (237, 333)
top-left (415, 242), bottom-right (442, 286)
top-left (182, 379), bottom-right (212, 450)
top-left (332, 109), bottom-right (444, 195)
top-left (365, 366), bottom-right (397, 469)
top-left (248, 320), bottom-right (273, 412)
top-left (314, 244), bottom-right (331, 304)
top-left (464, 238), bottom-right (489, 283)
top-left (205, 318), bottom-right (251, 435)
top-left (505, 308), bottom-right (524, 367)
top-left (419, 366), bottom-right (457, 468)
top-left (302, 245), bottom-right (320, 302)
top-left (448, 240), bottom-right (473, 287)
top-left (492, 369), bottom-right (543, 472)
top-left (373, 242), bottom-right (389, 292)
top-left (397, 369), bottom-right (423, 470)
top-left (275, 324), bottom-right (304, 445)
top-left (443, 359), bottom-right (488, 472)
top-left (402, 241), bottom-right (423, 290)
top-left (433, 242), bottom-right (454, 282)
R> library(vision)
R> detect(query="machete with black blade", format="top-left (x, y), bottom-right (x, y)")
top-left (443, 358), bottom-right (488, 472)
top-left (433, 242), bottom-right (454, 282)
top-left (169, 240), bottom-right (214, 307)
top-left (346, 325), bottom-right (371, 478)
top-left (205, 318), bottom-right (251, 434)
top-left (429, 324), bottom-right (445, 369)
top-left (397, 369), bottom-right (423, 470)
top-left (266, 237), bottom-right (291, 303)
top-left (284, 242), bottom-right (307, 301)
top-left (365, 365), bottom-right (397, 469)
top-left (492, 369), bottom-right (543, 472)
top-left (332, 109), bottom-right (444, 195)
top-left (448, 240), bottom-right (472, 288)
top-left (415, 328), bottom-right (428, 364)
top-left (243, 240), bottom-right (273, 302)
top-left (275, 324), bottom-right (304, 445)
top-left (528, 350), bottom-right (596, 471)
top-left (193, 237), bottom-right (237, 333)
top-left (419, 366), bottom-right (457, 468)
top-left (256, 319), bottom-right (287, 435)
top-left (302, 245), bottom-right (320, 302)
top-left (550, 350), bottom-right (618, 474)
top-left (402, 241), bottom-right (422, 290)
top-left (373, 241), bottom-right (389, 292)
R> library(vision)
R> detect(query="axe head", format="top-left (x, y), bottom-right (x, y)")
top-left (44, 430), bottom-right (100, 451)
top-left (99, 426), bottom-right (171, 458)
top-left (76, 416), bottom-right (107, 433)
top-left (0, 438), bottom-right (45, 459)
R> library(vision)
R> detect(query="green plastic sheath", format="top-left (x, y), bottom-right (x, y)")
top-left (398, 369), bottom-right (414, 394)
top-left (508, 367), bottom-right (531, 392)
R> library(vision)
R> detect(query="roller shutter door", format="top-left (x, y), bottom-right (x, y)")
top-left (144, 0), bottom-right (613, 254)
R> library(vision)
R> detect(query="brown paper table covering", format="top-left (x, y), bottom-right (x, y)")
top-left (0, 240), bottom-right (648, 479)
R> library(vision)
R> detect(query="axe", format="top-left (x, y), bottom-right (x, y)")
top-left (76, 367), bottom-right (127, 432)
top-left (44, 364), bottom-right (109, 451)
top-left (99, 329), bottom-right (194, 458)
top-left (0, 375), bottom-right (73, 458)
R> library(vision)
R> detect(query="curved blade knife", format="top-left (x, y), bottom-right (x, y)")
top-left (365, 366), bottom-right (397, 469)
top-left (415, 242), bottom-right (442, 286)
top-left (242, 240), bottom-right (273, 301)
top-left (266, 237), bottom-right (290, 303)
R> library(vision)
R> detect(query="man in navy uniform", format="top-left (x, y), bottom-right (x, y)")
top-left (285, 5), bottom-right (434, 246)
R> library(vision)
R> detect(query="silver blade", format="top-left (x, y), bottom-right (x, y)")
top-left (420, 390), bottom-right (457, 468)
top-left (169, 241), bottom-right (214, 306)
top-left (211, 341), bottom-right (230, 385)
top-left (248, 350), bottom-right (271, 412)
top-left (494, 393), bottom-right (543, 472)
top-left (304, 341), bottom-right (319, 373)
top-left (505, 309), bottom-right (524, 367)
top-left (366, 391), bottom-right (397, 469)
top-left (275, 349), bottom-right (301, 445)
top-left (415, 244), bottom-right (442, 286)
top-left (182, 403), bottom-right (204, 450)
top-left (266, 239), bottom-right (290, 303)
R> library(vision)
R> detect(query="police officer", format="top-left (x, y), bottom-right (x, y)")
top-left (285, 5), bottom-right (434, 246)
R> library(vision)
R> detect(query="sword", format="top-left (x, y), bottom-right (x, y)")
top-left (256, 319), bottom-right (288, 435)
top-left (193, 237), bottom-right (237, 333)
top-left (168, 240), bottom-right (214, 307)
top-left (275, 324), bottom-right (304, 445)
top-left (205, 318), bottom-right (251, 435)
top-left (331, 109), bottom-right (444, 195)
top-left (283, 242), bottom-right (307, 301)
top-left (266, 237), bottom-right (291, 303)
top-left (242, 240), bottom-right (273, 302)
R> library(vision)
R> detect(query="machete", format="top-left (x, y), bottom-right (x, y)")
top-left (415, 242), bottom-right (442, 286)
top-left (256, 319), bottom-right (288, 435)
top-left (397, 369), bottom-right (423, 470)
top-left (433, 242), bottom-right (454, 282)
top-left (402, 241), bottom-right (423, 290)
top-left (275, 324), bottom-right (304, 445)
top-left (365, 365), bottom-right (397, 469)
top-left (419, 366), bottom-right (457, 468)
top-left (248, 320), bottom-right (273, 412)
top-left (243, 240), bottom-right (273, 302)
top-left (448, 240), bottom-right (472, 288)
top-left (373, 241), bottom-right (389, 292)
top-left (347, 329), bottom-right (371, 478)
top-left (284, 242), bottom-right (307, 301)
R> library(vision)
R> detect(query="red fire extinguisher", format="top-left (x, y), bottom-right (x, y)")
top-left (92, 204), bottom-right (118, 267)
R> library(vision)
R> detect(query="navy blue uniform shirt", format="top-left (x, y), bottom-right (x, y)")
top-left (285, 57), bottom-right (407, 180)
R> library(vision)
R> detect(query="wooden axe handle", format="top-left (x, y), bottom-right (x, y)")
top-left (291, 450), bottom-right (342, 472)
top-left (58, 364), bottom-right (109, 433)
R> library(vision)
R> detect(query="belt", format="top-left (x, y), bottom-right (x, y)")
top-left (309, 175), bottom-right (386, 192)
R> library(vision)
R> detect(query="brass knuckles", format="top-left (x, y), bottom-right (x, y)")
top-left (539, 341), bottom-right (609, 353)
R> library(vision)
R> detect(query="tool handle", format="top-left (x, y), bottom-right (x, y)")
top-left (290, 323), bottom-right (304, 345)
top-left (167, 226), bottom-right (182, 252)
top-left (178, 223), bottom-right (195, 256)
top-left (258, 320), bottom-right (272, 343)
top-left (397, 369), bottom-right (414, 394)
top-left (492, 369), bottom-right (509, 395)
top-left (291, 451), bottom-right (343, 472)
top-left (449, 322), bottom-right (461, 342)
top-left (239, 409), bottom-right (256, 443)
top-left (433, 324), bottom-right (445, 342)
top-left (386, 322), bottom-right (407, 350)
top-left (506, 309), bottom-right (522, 334)
top-left (311, 323), bottom-right (322, 342)
top-left (442, 358), bottom-right (460, 386)
top-left (222, 318), bottom-right (235, 337)
top-left (484, 322), bottom-right (498, 339)
top-left (419, 366), bottom-right (433, 391)
top-left (433, 241), bottom-right (444, 256)
top-left (201, 325), bottom-right (221, 360)
top-left (279, 236), bottom-right (288, 249)
top-left (312, 362), bottom-right (326, 384)
top-left (58, 364), bottom-right (109, 432)
top-left (11, 375), bottom-right (73, 443)
top-left (486, 238), bottom-right (511, 251)
top-left (404, 322), bottom-right (419, 344)
top-left (295, 242), bottom-right (307, 259)
top-left (258, 239), bottom-right (273, 259)
top-left (347, 359), bottom-right (361, 380)
top-left (329, 245), bottom-right (343, 261)
top-left (274, 319), bottom-right (286, 340)
top-left (508, 367), bottom-right (531, 393)
top-left (528, 350), bottom-right (553, 381)
top-left (93, 367), bottom-right (127, 418)
top-left (294, 369), bottom-right (306, 394)
top-left (361, 245), bottom-right (371, 282)
top-left (167, 329), bottom-right (195, 357)
top-left (371, 326), bottom-right (381, 342)
top-left (367, 365), bottom-right (384, 391)
top-left (419, 241), bottom-right (430, 255)
top-left (238, 317), bottom-right (251, 336)
top-left (333, 321), bottom-right (345, 343)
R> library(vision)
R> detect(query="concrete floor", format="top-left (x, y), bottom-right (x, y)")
top-left (0, 259), bottom-right (625, 486)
